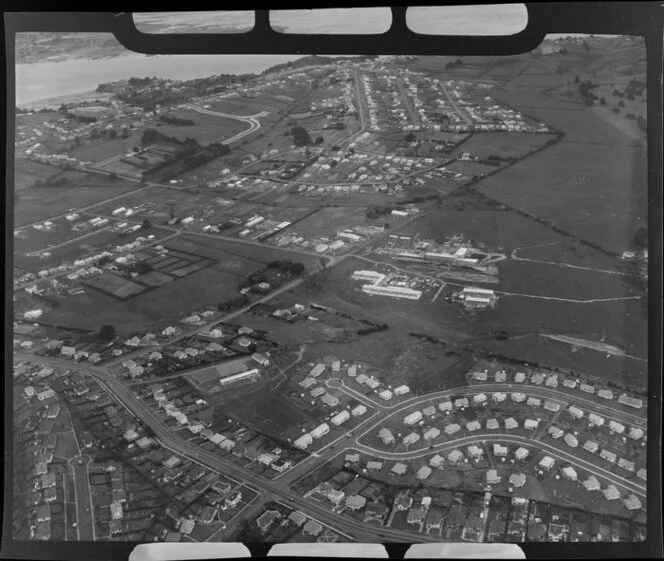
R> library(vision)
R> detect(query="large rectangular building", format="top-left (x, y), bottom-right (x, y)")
top-left (362, 284), bottom-right (422, 300)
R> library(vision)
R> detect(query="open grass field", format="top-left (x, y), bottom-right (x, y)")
top-left (13, 158), bottom-right (58, 190)
top-left (68, 132), bottom-right (142, 162)
top-left (293, 255), bottom-right (646, 383)
top-left (396, 208), bottom-right (622, 270)
top-left (475, 140), bottom-right (647, 255)
top-left (159, 108), bottom-right (249, 143)
top-left (284, 206), bottom-right (368, 239)
top-left (13, 169), bottom-right (138, 226)
top-left (447, 132), bottom-right (557, 160)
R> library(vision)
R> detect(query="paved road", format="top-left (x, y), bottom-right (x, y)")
top-left (16, 352), bottom-right (442, 543)
top-left (184, 105), bottom-right (268, 145)
top-left (326, 377), bottom-right (646, 426)
top-left (68, 455), bottom-right (96, 541)
top-left (17, 351), bottom-right (646, 539)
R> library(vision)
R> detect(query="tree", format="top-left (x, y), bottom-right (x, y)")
top-left (618, 100), bottom-right (626, 107)
top-left (405, 132), bottom-right (416, 143)
top-left (108, 172), bottom-right (118, 180)
top-left (108, 129), bottom-right (117, 140)
top-left (633, 226), bottom-right (648, 249)
top-left (314, 136), bottom-right (324, 145)
top-left (142, 218), bottom-right (152, 230)
top-left (574, 75), bottom-right (580, 84)
top-left (99, 325), bottom-right (116, 340)
top-left (600, 97), bottom-right (606, 106)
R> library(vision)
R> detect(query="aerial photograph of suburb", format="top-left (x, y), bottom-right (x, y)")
top-left (9, 9), bottom-right (648, 545)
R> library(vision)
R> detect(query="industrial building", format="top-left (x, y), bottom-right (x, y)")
top-left (219, 368), bottom-right (259, 386)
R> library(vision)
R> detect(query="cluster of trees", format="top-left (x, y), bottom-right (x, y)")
top-left (577, 79), bottom-right (600, 105)
top-left (159, 114), bottom-right (195, 127)
top-left (633, 226), bottom-right (648, 250)
top-left (238, 260), bottom-right (305, 291)
top-left (405, 132), bottom-right (417, 143)
top-left (290, 126), bottom-right (312, 147)
top-left (445, 58), bottom-right (463, 68)
top-left (216, 293), bottom-right (250, 312)
top-left (267, 260), bottom-right (306, 275)
top-left (32, 173), bottom-right (68, 188)
top-left (366, 204), bottom-right (395, 219)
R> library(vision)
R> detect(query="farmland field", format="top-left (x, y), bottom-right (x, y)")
top-left (447, 132), bottom-right (558, 160)
top-left (13, 168), bottom-right (139, 226)
top-left (290, 255), bottom-right (646, 383)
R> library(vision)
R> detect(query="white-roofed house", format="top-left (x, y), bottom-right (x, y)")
top-left (509, 473), bottom-right (526, 488)
top-left (351, 404), bottom-right (367, 417)
top-left (492, 392), bottom-right (507, 403)
top-left (454, 397), bottom-right (469, 409)
top-left (588, 413), bottom-right (605, 427)
top-left (514, 371), bottom-right (526, 383)
top-left (467, 444), bottom-right (484, 459)
top-left (495, 370), bottom-right (507, 383)
top-left (438, 400), bottom-right (453, 412)
top-left (486, 418), bottom-right (499, 430)
top-left (511, 392), bottom-right (527, 403)
top-left (444, 423), bottom-right (461, 436)
top-left (472, 393), bottom-right (487, 405)
top-left (548, 426), bottom-right (564, 439)
top-left (582, 476), bottom-right (600, 491)
top-left (617, 458), bottom-right (635, 472)
top-left (403, 432), bottom-right (421, 446)
top-left (404, 411), bottom-right (423, 425)
top-left (486, 469), bottom-right (501, 485)
top-left (416, 466), bottom-right (432, 480)
top-left (602, 485), bottom-right (621, 501)
top-left (504, 417), bottom-right (519, 430)
top-left (564, 433), bottom-right (578, 448)
top-left (543, 400), bottom-right (560, 413)
top-left (599, 449), bottom-right (617, 463)
top-left (629, 427), bottom-right (644, 440)
top-left (472, 369), bottom-right (488, 381)
top-left (583, 440), bottom-right (599, 453)
top-left (539, 456), bottom-right (555, 471)
top-left (562, 466), bottom-right (578, 481)
top-left (623, 494), bottom-right (642, 511)
top-left (514, 447), bottom-right (529, 461)
top-left (608, 420), bottom-right (625, 434)
top-left (466, 420), bottom-right (481, 432)
top-left (447, 449), bottom-right (464, 464)
top-left (379, 428), bottom-right (395, 445)
top-left (527, 397), bottom-right (541, 408)
top-left (524, 418), bottom-right (539, 430)
top-left (429, 454), bottom-right (445, 468)
top-left (423, 427), bottom-right (440, 441)
top-left (493, 444), bottom-right (508, 457)
top-left (568, 405), bottom-right (584, 419)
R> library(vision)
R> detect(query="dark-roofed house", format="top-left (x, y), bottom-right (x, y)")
top-left (407, 507), bottom-right (426, 526)
top-left (425, 509), bottom-right (444, 531)
top-left (303, 519), bottom-right (323, 537)
top-left (364, 502), bottom-right (389, 525)
top-left (288, 511), bottom-right (307, 527)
